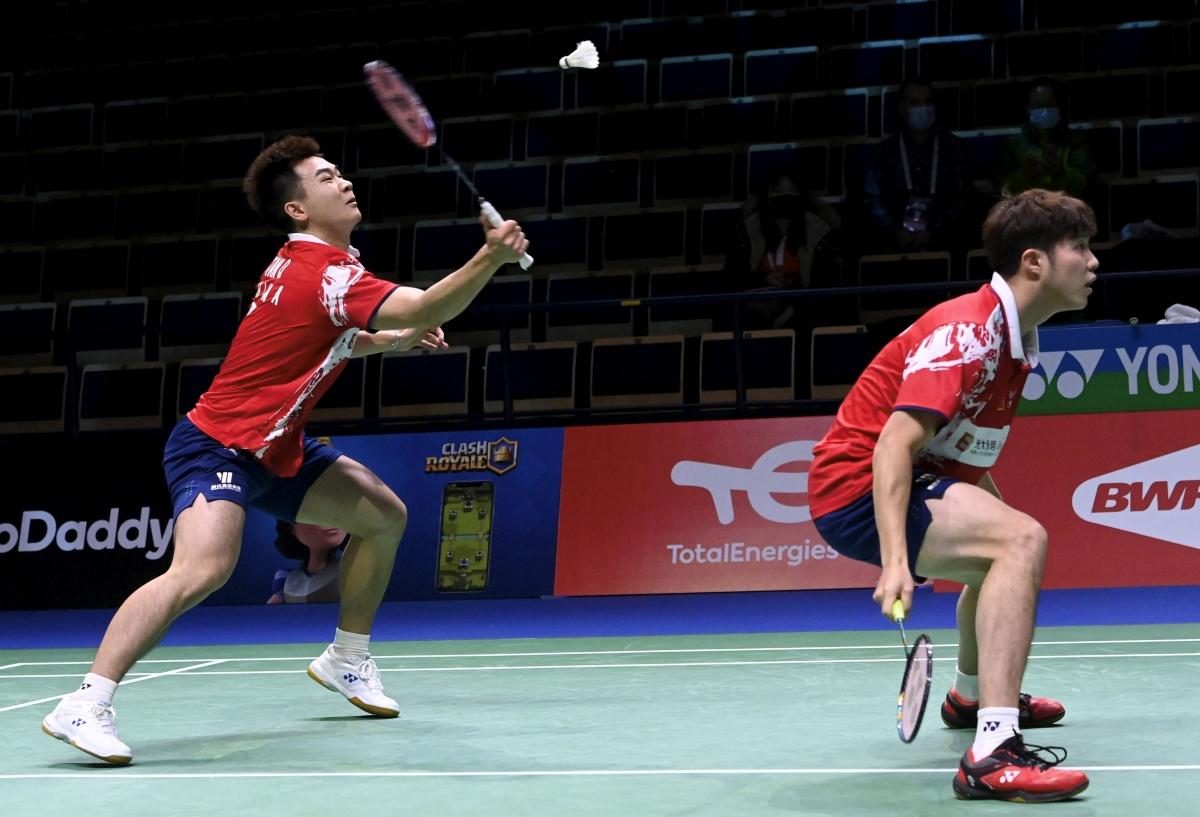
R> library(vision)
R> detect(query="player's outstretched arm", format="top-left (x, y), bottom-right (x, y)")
top-left (349, 327), bottom-right (447, 358)
top-left (371, 214), bottom-right (529, 330)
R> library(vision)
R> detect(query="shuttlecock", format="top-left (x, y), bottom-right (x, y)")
top-left (559, 40), bottom-right (599, 70)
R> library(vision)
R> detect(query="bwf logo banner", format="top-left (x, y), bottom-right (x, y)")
top-left (1072, 443), bottom-right (1200, 549)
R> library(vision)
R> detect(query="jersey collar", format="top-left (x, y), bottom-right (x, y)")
top-left (989, 272), bottom-right (1038, 366)
top-left (287, 232), bottom-right (360, 258)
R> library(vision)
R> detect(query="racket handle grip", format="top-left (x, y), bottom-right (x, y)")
top-left (891, 599), bottom-right (906, 623)
top-left (479, 200), bottom-right (534, 270)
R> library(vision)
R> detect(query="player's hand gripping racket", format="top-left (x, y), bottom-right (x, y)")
top-left (363, 60), bottom-right (534, 270)
top-left (892, 599), bottom-right (933, 743)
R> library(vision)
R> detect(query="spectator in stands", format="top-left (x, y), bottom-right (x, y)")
top-left (863, 78), bottom-right (972, 254)
top-left (999, 78), bottom-right (1094, 199)
top-left (41, 135), bottom-right (530, 765)
top-left (267, 521), bottom-right (348, 604)
top-left (725, 168), bottom-right (844, 330)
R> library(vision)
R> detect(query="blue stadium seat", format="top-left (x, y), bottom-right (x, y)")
top-left (350, 224), bottom-right (401, 275)
top-left (618, 17), bottom-right (691, 60)
top-left (648, 264), bottom-right (725, 335)
top-left (867, 1), bottom-right (937, 40)
top-left (1068, 121), bottom-right (1122, 176)
top-left (77, 359), bottom-right (165, 429)
top-left (379, 168), bottom-right (457, 218)
top-left (403, 75), bottom-right (485, 120)
top-left (139, 236), bottom-right (219, 293)
top-left (167, 94), bottom-right (247, 138)
top-left (790, 90), bottom-right (869, 140)
top-left (857, 252), bottom-right (952, 323)
top-left (322, 82), bottom-right (391, 129)
top-left (26, 148), bottom-right (93, 195)
top-left (841, 138), bottom-right (881, 196)
top-left (918, 35), bottom-right (994, 82)
top-left (102, 143), bottom-right (182, 189)
top-left (1006, 30), bottom-right (1085, 78)
top-left (692, 97), bottom-right (778, 147)
top-left (1108, 174), bottom-right (1199, 236)
top-left (197, 185), bottom-right (260, 232)
top-left (483, 341), bottom-right (577, 415)
top-left (176, 357), bottom-right (222, 419)
top-left (590, 335), bottom-right (685, 409)
top-left (744, 47), bottom-right (819, 96)
top-left (310, 357), bottom-right (365, 421)
top-left (1137, 117), bottom-right (1200, 174)
top-left (0, 200), bottom-right (34, 244)
top-left (439, 273), bottom-right (533, 348)
top-left (0, 302), bottom-right (55, 365)
top-left (1070, 72), bottom-right (1151, 120)
top-left (747, 143), bottom-right (830, 195)
top-left (29, 105), bottom-right (93, 149)
top-left (545, 271), bottom-right (635, 342)
top-left (355, 124), bottom-right (429, 170)
top-left (1164, 68), bottom-right (1200, 116)
top-left (67, 296), bottom-right (147, 365)
top-left (47, 242), bottom-right (128, 298)
top-left (440, 115), bottom-right (514, 163)
top-left (966, 248), bottom-right (993, 281)
top-left (598, 105), bottom-right (687, 153)
top-left (0, 365), bottom-right (68, 433)
top-left (412, 218), bottom-right (494, 274)
top-left (520, 214), bottom-right (589, 270)
top-left (700, 203), bottom-right (744, 264)
top-left (0, 249), bottom-right (44, 304)
top-left (1036, 0), bottom-right (1193, 27)
top-left (379, 37), bottom-right (456, 79)
top-left (953, 127), bottom-right (1021, 184)
top-left (180, 135), bottom-right (264, 184)
top-left (526, 111), bottom-right (600, 158)
top-left (604, 209), bottom-right (686, 266)
top-left (492, 67), bottom-right (564, 113)
top-left (654, 150), bottom-right (734, 204)
top-left (829, 41), bottom-right (905, 89)
top-left (247, 87), bottom-right (324, 132)
top-left (660, 54), bottom-right (732, 103)
top-left (113, 189), bottom-right (195, 238)
top-left (699, 329), bottom-right (795, 403)
top-left (230, 232), bottom-right (284, 287)
top-left (576, 60), bottom-right (647, 107)
top-left (379, 347), bottom-right (470, 418)
top-left (473, 161), bottom-right (550, 212)
top-left (563, 156), bottom-right (640, 208)
top-left (1096, 22), bottom-right (1177, 71)
top-left (972, 80), bottom-right (1032, 128)
top-left (462, 29), bottom-right (532, 73)
top-left (103, 98), bottom-right (169, 143)
top-left (0, 110), bottom-right (19, 152)
top-left (158, 292), bottom-right (241, 363)
top-left (810, 325), bottom-right (874, 400)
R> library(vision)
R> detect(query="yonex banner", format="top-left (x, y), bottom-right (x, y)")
top-left (980, 408), bottom-right (1200, 588)
top-left (1019, 322), bottom-right (1200, 416)
top-left (555, 418), bottom-right (881, 595)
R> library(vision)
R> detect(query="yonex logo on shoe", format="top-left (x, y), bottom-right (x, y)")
top-left (1000, 770), bottom-right (1020, 783)
top-left (983, 720), bottom-right (1000, 731)
top-left (209, 471), bottom-right (242, 493)
top-left (80, 682), bottom-right (92, 690)
top-left (71, 718), bottom-right (86, 726)
top-left (344, 673), bottom-right (359, 684)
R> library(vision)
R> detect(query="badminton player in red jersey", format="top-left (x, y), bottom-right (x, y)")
top-left (809, 190), bottom-right (1098, 802)
top-left (41, 136), bottom-right (530, 764)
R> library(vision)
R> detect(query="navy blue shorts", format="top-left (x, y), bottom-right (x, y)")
top-left (162, 417), bottom-right (344, 522)
top-left (812, 472), bottom-right (959, 583)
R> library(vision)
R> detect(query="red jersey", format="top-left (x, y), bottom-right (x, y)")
top-left (188, 234), bottom-right (398, 477)
top-left (809, 274), bottom-right (1038, 518)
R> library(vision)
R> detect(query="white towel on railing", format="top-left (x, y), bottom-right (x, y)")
top-left (1157, 304), bottom-right (1200, 324)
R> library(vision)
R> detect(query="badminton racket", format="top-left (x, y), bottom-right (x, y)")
top-left (892, 599), bottom-right (933, 743)
top-left (363, 60), bottom-right (534, 270)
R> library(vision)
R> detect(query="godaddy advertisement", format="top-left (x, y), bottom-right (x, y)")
top-left (1020, 323), bottom-right (1200, 415)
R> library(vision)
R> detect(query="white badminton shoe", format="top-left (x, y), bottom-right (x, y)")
top-left (42, 696), bottom-right (133, 764)
top-left (307, 646), bottom-right (399, 718)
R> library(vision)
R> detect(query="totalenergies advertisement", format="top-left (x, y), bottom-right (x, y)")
top-left (555, 417), bottom-right (881, 595)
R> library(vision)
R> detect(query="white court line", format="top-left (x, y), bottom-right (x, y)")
top-left (1, 765), bottom-right (1198, 780)
top-left (0, 663), bottom-right (24, 671)
top-left (4, 651), bottom-right (1198, 681)
top-left (8, 637), bottom-right (1200, 667)
top-left (0, 660), bottom-right (227, 714)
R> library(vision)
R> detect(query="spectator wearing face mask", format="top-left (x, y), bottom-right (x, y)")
top-left (999, 78), bottom-right (1094, 198)
top-left (724, 169), bottom-right (845, 329)
top-left (862, 78), bottom-right (972, 254)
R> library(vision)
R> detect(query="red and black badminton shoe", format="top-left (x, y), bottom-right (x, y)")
top-left (941, 689), bottom-right (1066, 729)
top-left (954, 734), bottom-right (1089, 803)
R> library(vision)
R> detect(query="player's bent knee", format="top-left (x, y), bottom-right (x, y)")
top-left (1009, 518), bottom-right (1048, 566)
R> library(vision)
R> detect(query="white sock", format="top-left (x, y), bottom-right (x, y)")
top-left (972, 707), bottom-right (1020, 759)
top-left (953, 667), bottom-right (980, 701)
top-left (332, 627), bottom-right (370, 659)
top-left (74, 673), bottom-right (117, 706)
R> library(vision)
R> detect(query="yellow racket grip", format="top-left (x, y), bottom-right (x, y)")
top-left (891, 599), bottom-right (906, 623)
